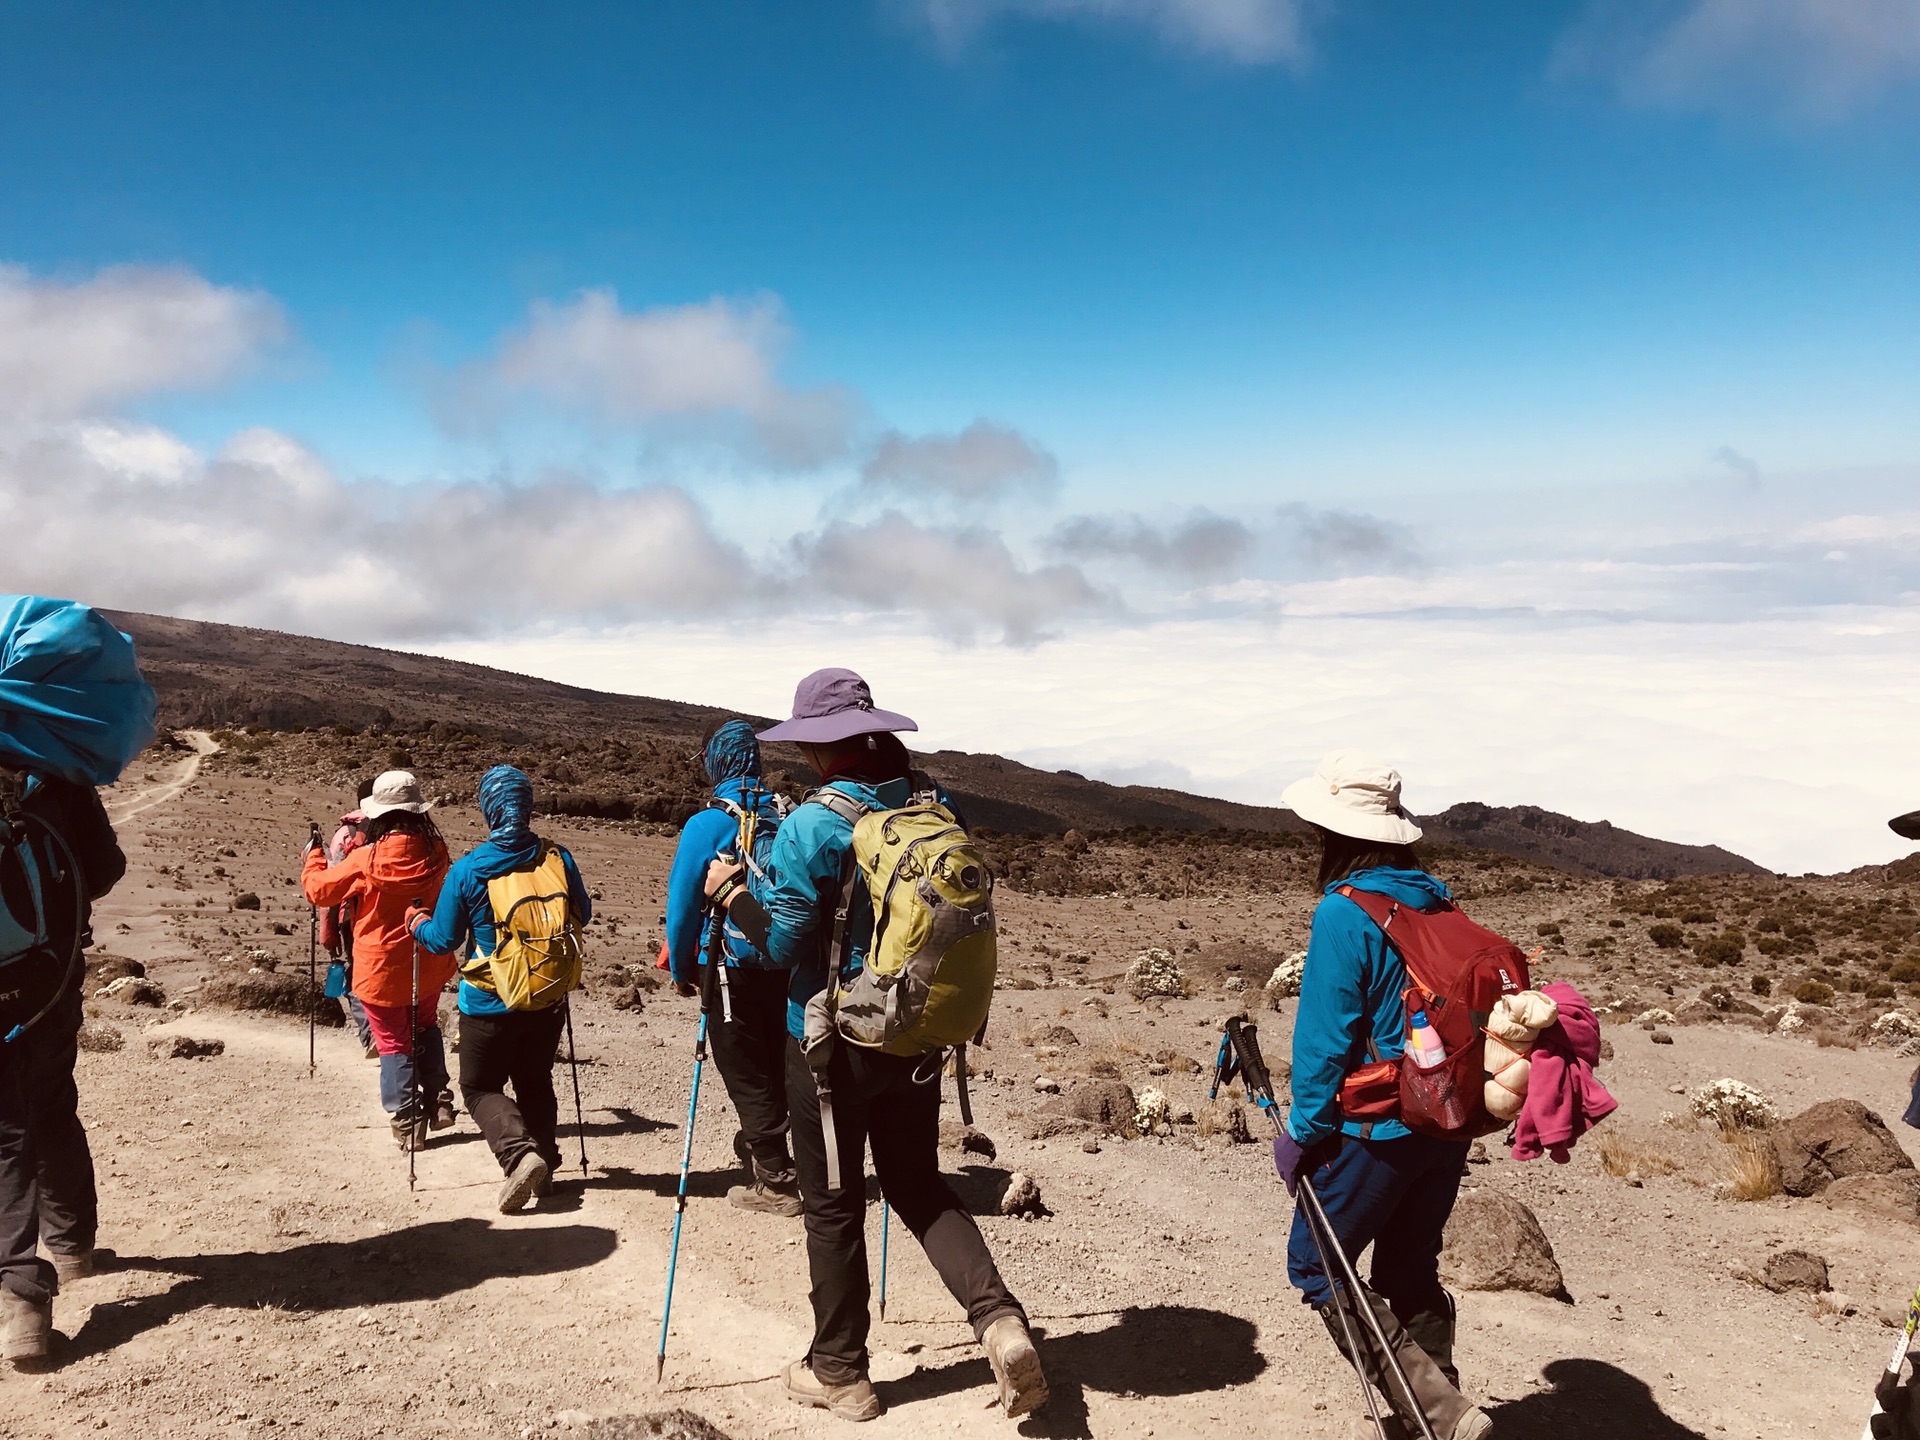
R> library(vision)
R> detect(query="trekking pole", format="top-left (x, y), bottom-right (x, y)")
top-left (1212, 1016), bottom-right (1435, 1440)
top-left (305, 821), bottom-right (321, 1079)
top-left (408, 939), bottom-right (421, 1192)
top-left (563, 996), bottom-right (588, 1177)
top-left (1863, 1286), bottom-right (1920, 1439)
top-left (878, 1201), bottom-right (891, 1322)
top-left (657, 1009), bottom-right (709, 1384)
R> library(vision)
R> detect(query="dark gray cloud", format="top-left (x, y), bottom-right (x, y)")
top-left (1278, 503), bottom-right (1427, 577)
top-left (1049, 510), bottom-right (1257, 579)
top-left (794, 510), bottom-right (1107, 643)
top-left (860, 420), bottom-right (1059, 502)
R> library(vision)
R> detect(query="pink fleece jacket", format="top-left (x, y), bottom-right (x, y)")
top-left (1512, 981), bottom-right (1619, 1163)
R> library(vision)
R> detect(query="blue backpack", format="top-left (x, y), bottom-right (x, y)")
top-left (0, 597), bottom-right (156, 1041)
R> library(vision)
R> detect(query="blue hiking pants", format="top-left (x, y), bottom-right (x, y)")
top-left (1287, 1131), bottom-right (1470, 1310)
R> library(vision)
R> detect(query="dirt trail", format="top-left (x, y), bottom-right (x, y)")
top-left (4, 753), bottom-right (1912, 1438)
top-left (103, 729), bottom-right (219, 826)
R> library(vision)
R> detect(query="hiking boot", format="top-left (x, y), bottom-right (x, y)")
top-left (2, 1291), bottom-right (52, 1370)
top-left (728, 1164), bottom-right (803, 1218)
top-left (47, 1249), bottom-right (93, 1285)
top-left (430, 1091), bottom-right (457, 1131)
top-left (391, 1115), bottom-right (426, 1152)
top-left (783, 1358), bottom-right (880, 1422)
top-left (498, 1152), bottom-right (549, 1214)
top-left (981, 1315), bottom-right (1049, 1418)
top-left (1320, 1291), bottom-right (1482, 1440)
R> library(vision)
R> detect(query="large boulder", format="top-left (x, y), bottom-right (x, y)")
top-left (1770, 1099), bottom-right (1915, 1197)
top-left (1440, 1187), bottom-right (1570, 1301)
top-left (201, 970), bottom-right (346, 1026)
top-left (1823, 1173), bottom-right (1920, 1226)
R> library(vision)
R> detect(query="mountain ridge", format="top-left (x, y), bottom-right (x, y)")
top-left (104, 609), bottom-right (1770, 879)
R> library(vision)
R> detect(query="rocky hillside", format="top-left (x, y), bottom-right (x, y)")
top-left (108, 609), bottom-right (1768, 878)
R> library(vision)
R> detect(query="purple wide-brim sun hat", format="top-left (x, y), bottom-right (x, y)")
top-left (757, 667), bottom-right (919, 744)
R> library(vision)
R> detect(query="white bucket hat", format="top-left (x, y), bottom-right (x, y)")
top-left (359, 769), bottom-right (433, 819)
top-left (1281, 750), bottom-right (1423, 845)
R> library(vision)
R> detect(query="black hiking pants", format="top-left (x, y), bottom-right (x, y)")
top-left (0, 987), bottom-right (97, 1306)
top-left (786, 1037), bottom-right (1025, 1385)
top-left (705, 966), bottom-right (793, 1176)
top-left (458, 1006), bottom-right (566, 1175)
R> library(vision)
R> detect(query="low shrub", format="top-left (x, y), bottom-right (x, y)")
top-left (1649, 923), bottom-right (1685, 950)
top-left (1750, 974), bottom-right (1772, 997)
top-left (1795, 979), bottom-right (1835, 1006)
top-left (1690, 1078), bottom-right (1777, 1131)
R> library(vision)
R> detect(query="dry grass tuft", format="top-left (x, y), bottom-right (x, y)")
top-left (1723, 1134), bottom-right (1783, 1201)
top-left (1814, 1025), bottom-right (1860, 1050)
top-left (1595, 1130), bottom-right (1682, 1180)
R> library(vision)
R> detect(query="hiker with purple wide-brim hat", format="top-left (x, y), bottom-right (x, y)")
top-left (704, 668), bottom-right (1048, 1423)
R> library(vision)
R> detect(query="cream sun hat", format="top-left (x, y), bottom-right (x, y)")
top-left (359, 769), bottom-right (433, 819)
top-left (1281, 750), bottom-right (1423, 845)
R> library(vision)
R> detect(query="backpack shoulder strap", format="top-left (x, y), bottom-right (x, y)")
top-left (710, 797), bottom-right (748, 822)
top-left (807, 787), bottom-right (874, 826)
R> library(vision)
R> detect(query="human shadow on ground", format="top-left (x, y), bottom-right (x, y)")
top-left (64, 1218), bottom-right (616, 1364)
top-left (587, 1165), bottom-right (736, 1199)
top-left (1486, 1359), bottom-right (1708, 1438)
top-left (878, 1304), bottom-right (1264, 1439)
top-left (945, 1164), bottom-right (1015, 1219)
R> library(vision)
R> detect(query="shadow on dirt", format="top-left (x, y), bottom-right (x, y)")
top-left (878, 1304), bottom-right (1264, 1439)
top-left (587, 1165), bottom-right (735, 1199)
top-left (65, 1219), bottom-right (617, 1363)
top-left (1486, 1359), bottom-right (1708, 1438)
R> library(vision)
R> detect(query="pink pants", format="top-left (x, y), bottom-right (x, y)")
top-left (361, 1000), bottom-right (440, 1057)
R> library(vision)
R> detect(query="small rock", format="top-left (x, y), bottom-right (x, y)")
top-left (1033, 1076), bottom-right (1060, 1094)
top-left (1152, 1049), bottom-right (1203, 1075)
top-left (1598, 1038), bottom-right (1614, 1062)
top-left (1818, 1290), bottom-right (1858, 1317)
top-left (1024, 1114), bottom-right (1096, 1141)
top-left (1762, 1248), bottom-right (1830, 1294)
top-left (148, 1035), bottom-right (225, 1060)
top-left (1000, 1172), bottom-right (1046, 1218)
top-left (1082, 1140), bottom-right (1101, 1154)
top-left (98, 976), bottom-right (166, 1008)
top-left (1440, 1187), bottom-right (1570, 1301)
top-left (1047, 1080), bottom-right (1137, 1133)
top-left (611, 987), bottom-right (646, 1012)
top-left (937, 1122), bottom-right (998, 1161)
top-left (1146, 1062), bottom-right (1170, 1076)
top-left (1650, 1031), bottom-right (1674, 1045)
top-left (76, 1021), bottom-right (125, 1053)
top-left (1033, 1025), bottom-right (1079, 1047)
top-left (1223, 1104), bottom-right (1252, 1145)
top-left (1468, 1141), bottom-right (1490, 1165)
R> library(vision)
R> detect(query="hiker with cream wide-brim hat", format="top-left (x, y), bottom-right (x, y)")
top-left (359, 770), bottom-right (434, 819)
top-left (1281, 751), bottom-right (1423, 846)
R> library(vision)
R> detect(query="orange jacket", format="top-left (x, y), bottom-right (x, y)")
top-left (302, 833), bottom-right (453, 1009)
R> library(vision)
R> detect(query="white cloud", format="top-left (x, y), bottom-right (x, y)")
top-left (444, 604), bottom-right (1920, 875)
top-left (448, 290), bottom-right (861, 467)
top-left (0, 264), bottom-right (284, 422)
top-left (861, 420), bottom-right (1059, 501)
top-left (915, 0), bottom-right (1313, 65)
top-left (1554, 0), bottom-right (1920, 121)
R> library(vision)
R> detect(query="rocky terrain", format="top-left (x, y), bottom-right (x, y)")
top-left (5, 708), bottom-right (1918, 1439)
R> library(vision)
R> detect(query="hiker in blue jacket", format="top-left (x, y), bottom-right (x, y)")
top-left (664, 719), bottom-right (800, 1216)
top-left (1271, 751), bottom-right (1492, 1440)
top-left (703, 669), bottom-right (1046, 1425)
top-left (407, 765), bottom-right (591, 1215)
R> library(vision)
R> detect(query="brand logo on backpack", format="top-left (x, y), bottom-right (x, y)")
top-left (470, 844), bottom-right (583, 1011)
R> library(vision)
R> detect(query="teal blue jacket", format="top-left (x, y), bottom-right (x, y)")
top-left (755, 776), bottom-right (932, 1041)
top-left (1286, 867), bottom-right (1453, 1145)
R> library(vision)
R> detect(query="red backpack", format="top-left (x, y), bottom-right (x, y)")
top-left (1332, 885), bottom-right (1530, 1140)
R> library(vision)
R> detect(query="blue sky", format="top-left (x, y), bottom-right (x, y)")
top-left (4, 0), bottom-right (1919, 869)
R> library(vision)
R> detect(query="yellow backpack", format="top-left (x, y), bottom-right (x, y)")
top-left (474, 844), bottom-right (583, 1011)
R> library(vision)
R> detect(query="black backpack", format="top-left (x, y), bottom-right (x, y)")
top-left (0, 771), bottom-right (85, 1043)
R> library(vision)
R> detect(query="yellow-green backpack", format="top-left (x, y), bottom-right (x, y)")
top-left (469, 844), bottom-right (584, 1011)
top-left (812, 789), bottom-right (997, 1056)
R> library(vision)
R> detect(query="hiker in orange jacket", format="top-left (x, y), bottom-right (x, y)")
top-left (302, 770), bottom-right (452, 1151)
